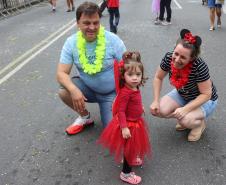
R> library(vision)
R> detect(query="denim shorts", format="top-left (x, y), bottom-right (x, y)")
top-left (60, 76), bottom-right (116, 127)
top-left (208, 0), bottom-right (222, 8)
top-left (167, 89), bottom-right (218, 118)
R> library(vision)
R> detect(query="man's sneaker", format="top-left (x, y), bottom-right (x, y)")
top-left (120, 172), bottom-right (142, 184)
top-left (160, 21), bottom-right (172, 26)
top-left (65, 114), bottom-right (94, 135)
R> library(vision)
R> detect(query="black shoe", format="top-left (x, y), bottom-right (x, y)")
top-left (72, 6), bottom-right (75, 11)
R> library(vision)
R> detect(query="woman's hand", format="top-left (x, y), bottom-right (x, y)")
top-left (150, 101), bottom-right (160, 116)
top-left (172, 107), bottom-right (188, 120)
top-left (122, 127), bottom-right (131, 139)
top-left (70, 89), bottom-right (87, 113)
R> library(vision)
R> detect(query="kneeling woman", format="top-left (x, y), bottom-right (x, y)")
top-left (150, 29), bottom-right (218, 142)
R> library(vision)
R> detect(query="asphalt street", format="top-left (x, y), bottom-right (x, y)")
top-left (0, 0), bottom-right (226, 184)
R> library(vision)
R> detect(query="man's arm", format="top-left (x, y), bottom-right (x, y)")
top-left (56, 63), bottom-right (87, 113)
top-left (57, 63), bottom-right (75, 92)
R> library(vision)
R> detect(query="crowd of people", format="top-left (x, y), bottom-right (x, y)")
top-left (56, 1), bottom-right (220, 184)
top-left (152, 0), bottom-right (225, 30)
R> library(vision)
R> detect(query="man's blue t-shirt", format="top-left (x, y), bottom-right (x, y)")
top-left (60, 30), bottom-right (126, 94)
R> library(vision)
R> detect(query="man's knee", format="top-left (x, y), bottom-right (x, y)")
top-left (58, 89), bottom-right (70, 101)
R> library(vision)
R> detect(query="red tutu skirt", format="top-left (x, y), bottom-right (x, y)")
top-left (97, 115), bottom-right (152, 165)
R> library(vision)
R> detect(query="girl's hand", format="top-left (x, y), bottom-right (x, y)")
top-left (122, 127), bottom-right (131, 139)
top-left (142, 106), bottom-right (145, 115)
top-left (150, 101), bottom-right (160, 116)
top-left (172, 107), bottom-right (188, 120)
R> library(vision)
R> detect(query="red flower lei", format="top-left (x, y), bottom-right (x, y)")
top-left (170, 60), bottom-right (193, 89)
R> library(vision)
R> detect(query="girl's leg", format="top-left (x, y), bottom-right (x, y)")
top-left (209, 7), bottom-right (215, 30)
top-left (120, 157), bottom-right (141, 184)
top-left (122, 157), bottom-right (132, 174)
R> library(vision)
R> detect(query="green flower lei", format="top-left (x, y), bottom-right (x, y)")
top-left (77, 26), bottom-right (106, 75)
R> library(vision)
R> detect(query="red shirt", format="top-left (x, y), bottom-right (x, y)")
top-left (118, 86), bottom-right (143, 128)
top-left (107, 0), bottom-right (119, 8)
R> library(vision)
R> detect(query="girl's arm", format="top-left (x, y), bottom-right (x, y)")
top-left (118, 90), bottom-right (130, 128)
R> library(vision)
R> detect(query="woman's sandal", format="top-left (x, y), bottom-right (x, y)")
top-left (120, 172), bottom-right (142, 184)
top-left (209, 26), bottom-right (215, 31)
top-left (175, 123), bottom-right (187, 131)
top-left (217, 19), bottom-right (221, 28)
top-left (188, 121), bottom-right (206, 142)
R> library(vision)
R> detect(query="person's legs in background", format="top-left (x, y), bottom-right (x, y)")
top-left (114, 8), bottom-right (120, 33)
top-left (108, 8), bottom-right (115, 33)
top-left (216, 4), bottom-right (222, 27)
top-left (99, 0), bottom-right (107, 17)
top-left (49, 0), bottom-right (56, 12)
top-left (209, 7), bottom-right (216, 30)
top-left (159, 0), bottom-right (166, 22)
top-left (66, 0), bottom-right (75, 12)
top-left (165, 0), bottom-right (172, 23)
top-left (208, 0), bottom-right (217, 30)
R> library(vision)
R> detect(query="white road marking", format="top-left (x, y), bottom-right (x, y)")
top-left (173, 0), bottom-right (182, 9)
top-left (0, 21), bottom-right (76, 85)
top-left (0, 18), bottom-right (76, 77)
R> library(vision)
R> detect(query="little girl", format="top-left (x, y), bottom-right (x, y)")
top-left (98, 51), bottom-right (152, 184)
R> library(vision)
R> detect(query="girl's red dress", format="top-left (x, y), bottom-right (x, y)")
top-left (97, 85), bottom-right (152, 165)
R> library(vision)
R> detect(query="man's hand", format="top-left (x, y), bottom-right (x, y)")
top-left (70, 88), bottom-right (87, 113)
top-left (122, 127), bottom-right (131, 139)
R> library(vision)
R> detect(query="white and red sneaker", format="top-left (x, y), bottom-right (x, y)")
top-left (65, 114), bottom-right (94, 135)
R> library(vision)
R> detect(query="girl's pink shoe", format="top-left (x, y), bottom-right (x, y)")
top-left (120, 172), bottom-right (142, 184)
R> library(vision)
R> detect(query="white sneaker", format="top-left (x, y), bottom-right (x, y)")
top-left (72, 114), bottom-right (93, 126)
top-left (160, 21), bottom-right (172, 26)
top-left (65, 113), bottom-right (94, 135)
top-left (154, 17), bottom-right (160, 25)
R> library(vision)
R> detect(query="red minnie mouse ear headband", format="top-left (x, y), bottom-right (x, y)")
top-left (180, 29), bottom-right (202, 47)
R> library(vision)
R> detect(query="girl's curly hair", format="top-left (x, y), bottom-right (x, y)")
top-left (119, 51), bottom-right (148, 88)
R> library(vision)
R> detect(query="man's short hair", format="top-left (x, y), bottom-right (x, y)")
top-left (76, 1), bottom-right (101, 21)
